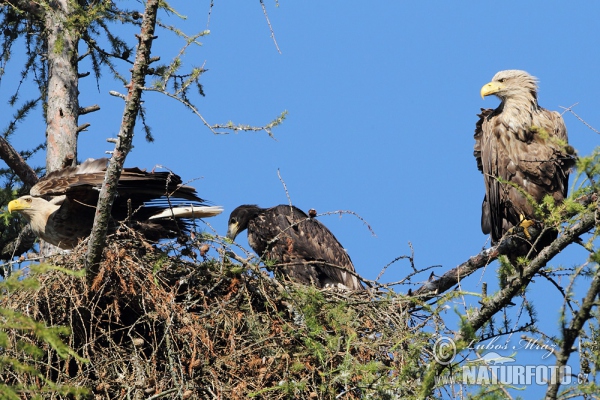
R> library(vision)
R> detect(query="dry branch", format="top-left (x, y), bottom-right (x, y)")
top-left (1, 232), bottom-right (430, 399)
top-left (412, 245), bottom-right (499, 299)
top-left (0, 135), bottom-right (39, 188)
top-left (85, 0), bottom-right (160, 276)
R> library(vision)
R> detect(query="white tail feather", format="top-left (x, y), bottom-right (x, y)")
top-left (148, 206), bottom-right (223, 220)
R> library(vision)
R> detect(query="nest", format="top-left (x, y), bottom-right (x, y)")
top-left (0, 231), bottom-right (432, 399)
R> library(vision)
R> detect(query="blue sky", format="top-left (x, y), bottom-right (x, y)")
top-left (3, 1), bottom-right (600, 397)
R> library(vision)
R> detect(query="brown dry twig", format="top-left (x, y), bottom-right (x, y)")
top-left (1, 230), bottom-right (434, 399)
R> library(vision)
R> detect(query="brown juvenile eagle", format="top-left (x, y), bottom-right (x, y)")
top-left (8, 158), bottom-right (223, 249)
top-left (474, 70), bottom-right (575, 255)
top-left (226, 204), bottom-right (364, 290)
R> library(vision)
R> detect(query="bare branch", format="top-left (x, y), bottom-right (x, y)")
top-left (0, 135), bottom-right (39, 188)
top-left (412, 245), bottom-right (499, 299)
top-left (78, 105), bottom-right (100, 115)
top-left (277, 168), bottom-right (292, 206)
top-left (109, 90), bottom-right (127, 100)
top-left (76, 123), bottom-right (90, 133)
top-left (85, 0), bottom-right (160, 278)
top-left (259, 0), bottom-right (281, 54)
top-left (559, 103), bottom-right (600, 135)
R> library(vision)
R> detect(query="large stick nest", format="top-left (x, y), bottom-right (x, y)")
top-left (0, 231), bottom-right (432, 399)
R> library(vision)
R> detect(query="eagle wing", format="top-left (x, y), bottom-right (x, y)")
top-left (476, 107), bottom-right (573, 243)
top-left (474, 108), bottom-right (494, 236)
top-left (31, 158), bottom-right (205, 219)
top-left (20, 158), bottom-right (216, 248)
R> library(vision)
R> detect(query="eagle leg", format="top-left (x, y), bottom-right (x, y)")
top-left (517, 215), bottom-right (536, 240)
top-left (505, 214), bottom-right (535, 241)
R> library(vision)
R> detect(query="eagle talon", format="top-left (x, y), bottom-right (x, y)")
top-left (518, 216), bottom-right (536, 240)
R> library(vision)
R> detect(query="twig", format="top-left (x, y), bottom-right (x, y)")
top-left (559, 103), bottom-right (600, 134)
top-left (373, 264), bottom-right (441, 290)
top-left (375, 254), bottom-right (411, 282)
top-left (147, 388), bottom-right (178, 400)
top-left (259, 0), bottom-right (281, 54)
top-left (277, 169), bottom-right (292, 207)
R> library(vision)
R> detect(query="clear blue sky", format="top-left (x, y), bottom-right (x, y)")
top-left (4, 1), bottom-right (600, 397)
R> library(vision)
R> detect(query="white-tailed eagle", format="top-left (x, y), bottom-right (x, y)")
top-left (226, 204), bottom-right (363, 290)
top-left (8, 158), bottom-right (223, 249)
top-left (474, 70), bottom-right (575, 255)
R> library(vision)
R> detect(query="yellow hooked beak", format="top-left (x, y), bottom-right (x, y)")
top-left (7, 198), bottom-right (32, 214)
top-left (480, 81), bottom-right (505, 99)
top-left (8, 199), bottom-right (22, 213)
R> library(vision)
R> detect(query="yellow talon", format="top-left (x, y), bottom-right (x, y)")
top-left (518, 214), bottom-right (535, 240)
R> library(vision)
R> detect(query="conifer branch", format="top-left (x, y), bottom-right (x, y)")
top-left (419, 209), bottom-right (596, 399)
top-left (546, 261), bottom-right (600, 399)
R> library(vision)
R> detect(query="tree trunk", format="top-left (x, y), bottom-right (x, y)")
top-left (44, 0), bottom-right (80, 172)
top-left (38, 1), bottom-right (80, 256)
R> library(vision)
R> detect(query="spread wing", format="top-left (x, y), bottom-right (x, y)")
top-left (20, 158), bottom-right (219, 248)
top-left (30, 158), bottom-right (206, 219)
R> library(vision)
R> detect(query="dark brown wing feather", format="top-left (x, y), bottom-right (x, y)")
top-left (31, 158), bottom-right (201, 207)
top-left (248, 205), bottom-right (362, 289)
top-left (474, 108), bottom-right (494, 236)
top-left (30, 158), bottom-right (210, 247)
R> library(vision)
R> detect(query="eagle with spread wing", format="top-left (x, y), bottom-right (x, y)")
top-left (474, 70), bottom-right (575, 255)
top-left (8, 158), bottom-right (223, 249)
top-left (226, 204), bottom-right (363, 290)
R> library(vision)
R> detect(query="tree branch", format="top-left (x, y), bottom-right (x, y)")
top-left (412, 245), bottom-right (499, 299)
top-left (3, 0), bottom-right (44, 18)
top-left (419, 209), bottom-right (596, 399)
top-left (545, 262), bottom-right (600, 399)
top-left (412, 193), bottom-right (598, 300)
top-left (78, 105), bottom-right (100, 115)
top-left (0, 136), bottom-right (38, 188)
top-left (85, 0), bottom-right (160, 279)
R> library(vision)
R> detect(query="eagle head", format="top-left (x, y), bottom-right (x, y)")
top-left (480, 70), bottom-right (538, 102)
top-left (226, 205), bottom-right (262, 240)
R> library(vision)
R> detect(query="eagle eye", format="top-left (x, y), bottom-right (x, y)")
top-left (25, 198), bottom-right (32, 203)
top-left (498, 78), bottom-right (506, 83)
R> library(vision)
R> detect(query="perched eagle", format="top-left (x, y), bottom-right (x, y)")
top-left (474, 70), bottom-right (575, 254)
top-left (226, 204), bottom-right (363, 290)
top-left (8, 158), bottom-right (223, 249)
